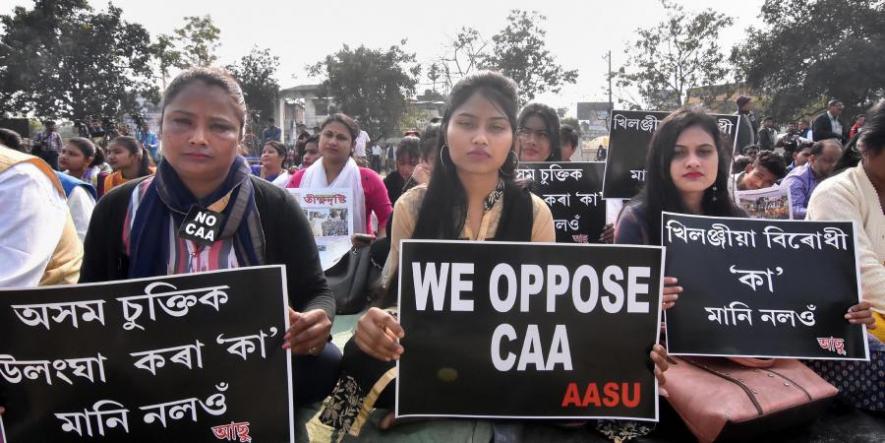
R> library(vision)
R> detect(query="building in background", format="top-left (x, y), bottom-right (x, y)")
top-left (276, 84), bottom-right (329, 145)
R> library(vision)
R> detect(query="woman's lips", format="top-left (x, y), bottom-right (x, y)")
top-left (682, 172), bottom-right (704, 179)
top-left (467, 150), bottom-right (491, 159)
top-left (184, 152), bottom-right (211, 160)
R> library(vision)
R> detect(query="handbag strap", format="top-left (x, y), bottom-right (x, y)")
top-left (681, 358), bottom-right (764, 416)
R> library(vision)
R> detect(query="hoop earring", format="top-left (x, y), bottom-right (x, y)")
top-left (500, 150), bottom-right (519, 177)
top-left (438, 144), bottom-right (452, 171)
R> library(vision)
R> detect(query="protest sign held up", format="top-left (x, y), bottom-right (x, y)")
top-left (603, 111), bottom-right (740, 199)
top-left (662, 212), bottom-right (869, 360)
top-left (517, 162), bottom-right (607, 243)
top-left (0, 267), bottom-right (294, 442)
top-left (396, 240), bottom-right (664, 421)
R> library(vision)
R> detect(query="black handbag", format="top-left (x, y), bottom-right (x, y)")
top-left (324, 245), bottom-right (379, 314)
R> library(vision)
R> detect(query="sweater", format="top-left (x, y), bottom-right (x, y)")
top-left (807, 163), bottom-right (885, 314)
top-left (80, 176), bottom-right (335, 320)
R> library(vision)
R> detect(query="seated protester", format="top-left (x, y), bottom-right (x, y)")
top-left (288, 114), bottom-right (393, 236)
top-left (60, 137), bottom-right (110, 197)
top-left (785, 141), bottom-right (813, 174)
top-left (730, 151), bottom-right (787, 197)
top-left (560, 124), bottom-right (580, 161)
top-left (314, 72), bottom-right (670, 437)
top-left (300, 135), bottom-right (321, 170)
top-left (0, 144), bottom-right (81, 287)
top-left (804, 101), bottom-right (884, 412)
top-left (808, 101), bottom-right (885, 342)
top-left (781, 138), bottom-right (842, 219)
top-left (517, 102), bottom-right (561, 162)
top-left (615, 109), bottom-right (738, 308)
top-left (103, 135), bottom-right (155, 194)
top-left (383, 136), bottom-right (420, 205)
top-left (80, 67), bottom-right (339, 407)
top-left (252, 140), bottom-right (291, 187)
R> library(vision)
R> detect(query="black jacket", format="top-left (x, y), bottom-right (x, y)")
top-left (812, 112), bottom-right (847, 143)
top-left (80, 176), bottom-right (335, 320)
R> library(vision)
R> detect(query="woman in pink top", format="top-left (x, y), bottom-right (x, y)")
top-left (288, 114), bottom-right (392, 235)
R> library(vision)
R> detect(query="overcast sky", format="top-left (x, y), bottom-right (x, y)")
top-left (4, 0), bottom-right (767, 115)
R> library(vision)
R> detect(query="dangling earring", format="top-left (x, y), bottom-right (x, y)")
top-left (438, 144), bottom-right (452, 171)
top-left (711, 184), bottom-right (719, 202)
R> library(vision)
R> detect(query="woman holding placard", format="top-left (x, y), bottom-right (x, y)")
top-left (80, 67), bottom-right (339, 407)
top-left (614, 108), bottom-right (875, 325)
top-left (306, 72), bottom-right (671, 438)
top-left (287, 113), bottom-right (392, 236)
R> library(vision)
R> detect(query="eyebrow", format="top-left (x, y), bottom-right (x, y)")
top-left (166, 109), bottom-right (236, 123)
top-left (453, 112), bottom-right (508, 121)
top-left (674, 143), bottom-right (716, 149)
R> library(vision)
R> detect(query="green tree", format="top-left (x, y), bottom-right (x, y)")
top-left (0, 0), bottom-right (156, 120)
top-left (481, 10), bottom-right (578, 103)
top-left (173, 15), bottom-right (220, 68)
top-left (149, 33), bottom-right (184, 90)
top-left (615, 0), bottom-right (733, 110)
top-left (310, 41), bottom-right (420, 140)
top-left (731, 0), bottom-right (885, 121)
top-left (226, 46), bottom-right (280, 135)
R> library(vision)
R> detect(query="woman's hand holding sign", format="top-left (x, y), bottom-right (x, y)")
top-left (283, 307), bottom-right (332, 355)
top-left (662, 277), bottom-right (682, 310)
top-left (845, 301), bottom-right (876, 328)
top-left (650, 344), bottom-right (669, 387)
top-left (355, 307), bottom-right (404, 361)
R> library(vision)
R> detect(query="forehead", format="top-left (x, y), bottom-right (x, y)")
top-left (165, 81), bottom-right (242, 119)
top-left (322, 121), bottom-right (352, 135)
top-left (453, 92), bottom-right (508, 119)
top-left (522, 114), bottom-right (547, 129)
top-left (675, 125), bottom-right (716, 145)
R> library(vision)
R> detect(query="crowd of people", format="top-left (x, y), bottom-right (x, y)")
top-left (1, 65), bottom-right (883, 441)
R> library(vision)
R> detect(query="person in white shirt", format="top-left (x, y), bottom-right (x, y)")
top-left (354, 129), bottom-right (370, 164)
top-left (0, 145), bottom-right (82, 288)
top-left (63, 181), bottom-right (96, 241)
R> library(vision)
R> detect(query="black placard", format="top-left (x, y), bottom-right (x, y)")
top-left (661, 212), bottom-right (869, 360)
top-left (516, 162), bottom-right (607, 243)
top-left (396, 240), bottom-right (664, 420)
top-left (0, 266), bottom-right (293, 442)
top-left (177, 206), bottom-right (225, 247)
top-left (603, 111), bottom-right (740, 199)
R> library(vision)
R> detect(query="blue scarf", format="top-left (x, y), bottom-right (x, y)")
top-left (127, 156), bottom-right (265, 278)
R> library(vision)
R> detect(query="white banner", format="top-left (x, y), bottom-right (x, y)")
top-left (287, 188), bottom-right (354, 270)
top-left (734, 185), bottom-right (793, 220)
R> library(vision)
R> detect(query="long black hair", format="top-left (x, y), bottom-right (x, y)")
top-left (637, 107), bottom-right (742, 245)
top-left (412, 71), bottom-right (520, 240)
top-left (518, 102), bottom-right (561, 161)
